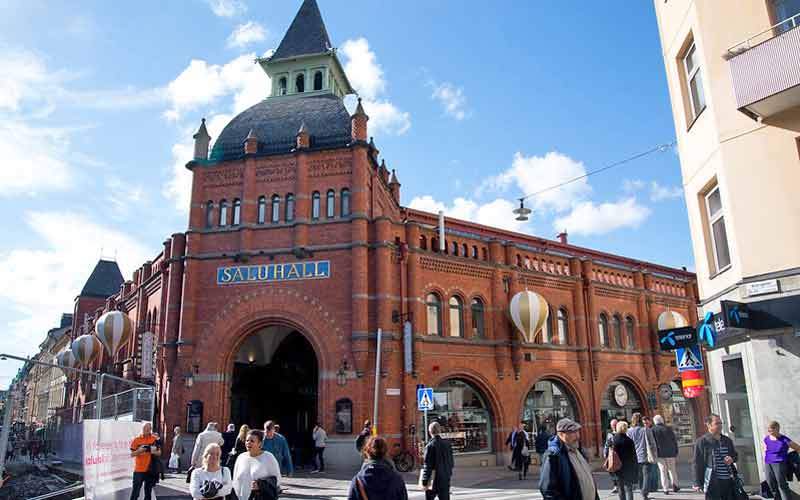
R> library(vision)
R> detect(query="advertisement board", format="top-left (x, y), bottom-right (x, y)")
top-left (83, 420), bottom-right (145, 500)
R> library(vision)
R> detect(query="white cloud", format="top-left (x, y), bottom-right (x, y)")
top-left (409, 195), bottom-right (526, 233)
top-left (340, 38), bottom-right (410, 136)
top-left (430, 82), bottom-right (467, 120)
top-left (649, 181), bottom-right (683, 202)
top-left (553, 197), bottom-right (651, 236)
top-left (206, 0), bottom-right (246, 17)
top-left (227, 21), bottom-right (267, 48)
top-left (622, 179), bottom-right (646, 193)
top-left (0, 120), bottom-right (75, 196)
top-left (481, 152), bottom-right (591, 213)
top-left (0, 212), bottom-right (149, 359)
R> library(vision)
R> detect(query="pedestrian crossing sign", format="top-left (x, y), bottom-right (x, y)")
top-left (417, 387), bottom-right (434, 411)
top-left (675, 345), bottom-right (704, 372)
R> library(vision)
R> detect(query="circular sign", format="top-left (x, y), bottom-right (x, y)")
top-left (659, 384), bottom-right (673, 402)
top-left (614, 384), bottom-right (629, 407)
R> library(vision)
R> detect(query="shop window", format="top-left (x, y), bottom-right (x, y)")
top-left (704, 184), bottom-right (731, 273)
top-left (285, 193), bottom-right (295, 222)
top-left (449, 296), bottom-right (464, 337)
top-left (271, 195), bottom-right (280, 223)
top-left (723, 357), bottom-right (747, 393)
top-left (232, 198), bottom-right (241, 226)
top-left (522, 379), bottom-right (578, 435)
top-left (326, 190), bottom-right (335, 218)
top-left (682, 39), bottom-right (706, 123)
top-left (601, 380), bottom-right (643, 434)
top-left (313, 71), bottom-right (323, 91)
top-left (612, 314), bottom-right (623, 349)
top-left (219, 199), bottom-right (229, 227)
top-left (341, 188), bottom-right (351, 216)
top-left (451, 241), bottom-right (458, 255)
top-left (557, 308), bottom-right (569, 345)
top-left (335, 398), bottom-right (352, 434)
top-left (625, 316), bottom-right (636, 350)
top-left (257, 196), bottom-right (266, 224)
top-left (428, 379), bottom-right (492, 454)
top-left (471, 298), bottom-right (485, 338)
top-left (311, 191), bottom-right (321, 220)
top-left (419, 235), bottom-right (427, 250)
top-left (426, 293), bottom-right (442, 336)
top-left (598, 313), bottom-right (609, 347)
top-left (205, 201), bottom-right (215, 228)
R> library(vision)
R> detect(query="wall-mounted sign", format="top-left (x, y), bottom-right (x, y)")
top-left (721, 301), bottom-right (752, 330)
top-left (216, 260), bottom-right (330, 285)
top-left (385, 388), bottom-right (401, 396)
top-left (745, 279), bottom-right (779, 297)
top-left (658, 327), bottom-right (698, 351)
top-left (658, 384), bottom-right (673, 402)
top-left (676, 345), bottom-right (704, 372)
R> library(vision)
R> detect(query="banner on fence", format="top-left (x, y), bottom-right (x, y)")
top-left (83, 419), bottom-right (144, 500)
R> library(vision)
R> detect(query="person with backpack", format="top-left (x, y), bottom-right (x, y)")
top-left (356, 420), bottom-right (372, 453)
top-left (190, 443), bottom-right (233, 500)
top-left (347, 436), bottom-right (408, 500)
top-left (609, 421), bottom-right (638, 500)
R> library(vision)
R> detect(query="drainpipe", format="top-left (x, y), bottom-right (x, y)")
top-left (581, 281), bottom-right (601, 457)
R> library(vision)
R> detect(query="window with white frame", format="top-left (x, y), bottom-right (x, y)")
top-left (705, 185), bottom-right (732, 272)
top-left (683, 41), bottom-right (706, 122)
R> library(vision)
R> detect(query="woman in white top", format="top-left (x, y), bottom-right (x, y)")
top-left (232, 429), bottom-right (282, 500)
top-left (189, 443), bottom-right (233, 500)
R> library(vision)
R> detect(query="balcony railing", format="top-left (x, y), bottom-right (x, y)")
top-left (726, 13), bottom-right (800, 120)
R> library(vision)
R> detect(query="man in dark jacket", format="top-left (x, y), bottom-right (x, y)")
top-left (693, 414), bottom-right (738, 500)
top-left (540, 418), bottom-right (599, 500)
top-left (651, 415), bottom-right (680, 494)
top-left (421, 421), bottom-right (454, 500)
top-left (221, 423), bottom-right (236, 462)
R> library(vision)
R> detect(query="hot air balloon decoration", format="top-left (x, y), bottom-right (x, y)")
top-left (680, 369), bottom-right (704, 398)
top-left (509, 290), bottom-right (550, 343)
top-left (657, 310), bottom-right (688, 331)
top-left (71, 334), bottom-right (103, 367)
top-left (95, 310), bottom-right (133, 356)
top-left (56, 349), bottom-right (79, 377)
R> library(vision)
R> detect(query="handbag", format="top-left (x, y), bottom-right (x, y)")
top-left (169, 452), bottom-right (180, 469)
top-left (604, 448), bottom-right (622, 473)
top-left (731, 465), bottom-right (749, 500)
top-left (521, 441), bottom-right (530, 457)
top-left (356, 478), bottom-right (369, 500)
top-left (186, 465), bottom-right (195, 484)
top-left (418, 469), bottom-right (435, 491)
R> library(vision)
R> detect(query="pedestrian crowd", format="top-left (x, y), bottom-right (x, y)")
top-left (125, 412), bottom-right (800, 500)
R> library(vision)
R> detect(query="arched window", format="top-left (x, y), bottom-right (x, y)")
top-left (451, 241), bottom-right (458, 255)
top-left (340, 188), bottom-right (351, 216)
top-left (257, 196), bottom-right (267, 224)
top-left (471, 298), bottom-right (485, 338)
top-left (295, 73), bottom-right (305, 93)
top-left (205, 201), bottom-right (214, 228)
top-left (525, 256), bottom-right (532, 269)
top-left (598, 313), bottom-right (609, 347)
top-left (313, 71), bottom-right (323, 91)
top-left (449, 296), bottom-right (464, 337)
top-left (285, 193), bottom-right (295, 222)
top-left (326, 190), bottom-right (335, 218)
top-left (419, 235), bottom-right (427, 250)
top-left (431, 237), bottom-right (439, 252)
top-left (516, 255), bottom-right (522, 267)
top-left (472, 245), bottom-right (478, 259)
top-left (540, 307), bottom-right (553, 343)
top-left (426, 293), bottom-right (442, 336)
top-left (557, 308), bottom-right (569, 345)
top-left (278, 77), bottom-right (287, 95)
top-left (430, 379), bottom-right (493, 453)
top-left (219, 199), bottom-right (229, 227)
top-left (311, 191), bottom-right (321, 220)
top-left (625, 316), bottom-right (636, 351)
top-left (271, 195), bottom-right (280, 223)
top-left (232, 198), bottom-right (241, 226)
top-left (462, 243), bottom-right (468, 257)
top-left (612, 314), bottom-right (623, 349)
top-left (522, 379), bottom-right (578, 435)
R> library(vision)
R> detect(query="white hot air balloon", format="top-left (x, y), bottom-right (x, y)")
top-left (56, 349), bottom-right (79, 377)
top-left (95, 310), bottom-right (133, 356)
top-left (509, 291), bottom-right (550, 343)
top-left (657, 310), bottom-right (688, 331)
top-left (71, 334), bottom-right (103, 367)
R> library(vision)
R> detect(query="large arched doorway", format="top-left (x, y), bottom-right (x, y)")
top-left (230, 326), bottom-right (318, 461)
top-left (521, 379), bottom-right (579, 436)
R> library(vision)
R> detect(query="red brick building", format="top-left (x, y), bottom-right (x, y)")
top-left (68, 0), bottom-right (706, 468)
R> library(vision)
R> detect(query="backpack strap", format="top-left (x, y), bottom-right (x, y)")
top-left (356, 478), bottom-right (369, 500)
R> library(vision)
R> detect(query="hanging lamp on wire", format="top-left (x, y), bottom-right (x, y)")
top-left (513, 198), bottom-right (532, 221)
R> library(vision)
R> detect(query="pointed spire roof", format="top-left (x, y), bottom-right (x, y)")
top-left (353, 97), bottom-right (367, 117)
top-left (193, 118), bottom-right (209, 139)
top-left (298, 120), bottom-right (309, 135)
top-left (80, 259), bottom-right (124, 299)
top-left (272, 0), bottom-right (333, 61)
top-left (390, 169), bottom-right (400, 185)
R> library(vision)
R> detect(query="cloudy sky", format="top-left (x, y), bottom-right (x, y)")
top-left (0, 0), bottom-right (692, 389)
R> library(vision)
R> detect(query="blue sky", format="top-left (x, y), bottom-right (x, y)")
top-left (0, 0), bottom-right (692, 388)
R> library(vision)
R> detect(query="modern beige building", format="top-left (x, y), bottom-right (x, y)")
top-left (654, 0), bottom-right (800, 486)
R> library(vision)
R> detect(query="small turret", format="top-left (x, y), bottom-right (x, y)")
top-left (379, 159), bottom-right (389, 184)
top-left (193, 118), bottom-right (211, 160)
top-left (389, 169), bottom-right (401, 202)
top-left (244, 128), bottom-right (258, 155)
top-left (296, 121), bottom-right (310, 149)
top-left (351, 98), bottom-right (369, 142)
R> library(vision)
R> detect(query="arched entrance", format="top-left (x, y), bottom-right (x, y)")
top-left (425, 379), bottom-right (494, 455)
top-left (230, 325), bottom-right (318, 459)
top-left (600, 379), bottom-right (644, 434)
top-left (521, 379), bottom-right (579, 436)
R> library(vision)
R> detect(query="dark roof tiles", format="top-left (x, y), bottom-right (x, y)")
top-left (271, 0), bottom-right (332, 61)
top-left (81, 259), bottom-right (124, 298)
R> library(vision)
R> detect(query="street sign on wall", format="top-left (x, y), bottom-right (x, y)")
top-left (658, 326), bottom-right (698, 351)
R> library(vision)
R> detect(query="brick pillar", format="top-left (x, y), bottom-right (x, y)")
top-left (294, 148), bottom-right (309, 249)
top-left (240, 156), bottom-right (257, 251)
top-left (350, 144), bottom-right (370, 375)
top-left (405, 223), bottom-right (423, 377)
top-left (569, 257), bottom-right (589, 381)
top-left (634, 270), bottom-right (656, 381)
top-left (643, 272), bottom-right (662, 380)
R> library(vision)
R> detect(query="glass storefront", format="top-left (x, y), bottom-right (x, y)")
top-left (521, 380), bottom-right (578, 435)
top-left (657, 381), bottom-right (696, 447)
top-left (600, 380), bottom-right (644, 435)
top-left (426, 379), bottom-right (493, 454)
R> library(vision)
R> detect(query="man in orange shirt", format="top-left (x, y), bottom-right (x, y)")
top-left (129, 421), bottom-right (160, 500)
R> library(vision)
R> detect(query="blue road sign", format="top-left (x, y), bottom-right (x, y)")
top-left (417, 387), bottom-right (434, 411)
top-left (675, 345), bottom-right (704, 372)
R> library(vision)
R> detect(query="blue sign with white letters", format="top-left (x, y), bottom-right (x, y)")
top-left (417, 387), bottom-right (434, 411)
top-left (216, 260), bottom-right (330, 285)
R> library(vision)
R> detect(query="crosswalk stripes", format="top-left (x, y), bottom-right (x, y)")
top-left (406, 486), bottom-right (541, 500)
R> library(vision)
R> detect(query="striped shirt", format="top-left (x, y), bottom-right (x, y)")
top-left (713, 443), bottom-right (732, 479)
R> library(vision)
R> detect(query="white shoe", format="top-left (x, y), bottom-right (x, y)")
top-left (311, 469), bottom-right (320, 474)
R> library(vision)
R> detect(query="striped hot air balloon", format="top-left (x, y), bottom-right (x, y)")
top-left (509, 291), bottom-right (549, 343)
top-left (56, 349), bottom-right (79, 376)
top-left (95, 310), bottom-right (133, 356)
top-left (71, 334), bottom-right (103, 367)
top-left (657, 310), bottom-right (688, 331)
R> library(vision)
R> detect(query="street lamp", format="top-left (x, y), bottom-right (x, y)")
top-left (513, 198), bottom-right (531, 221)
top-left (336, 359), bottom-right (349, 386)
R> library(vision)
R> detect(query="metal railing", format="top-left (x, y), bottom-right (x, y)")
top-left (727, 12), bottom-right (800, 57)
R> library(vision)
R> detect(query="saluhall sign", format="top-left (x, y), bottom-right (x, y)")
top-left (217, 260), bottom-right (330, 285)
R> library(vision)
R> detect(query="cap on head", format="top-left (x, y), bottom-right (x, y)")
top-left (556, 418), bottom-right (581, 433)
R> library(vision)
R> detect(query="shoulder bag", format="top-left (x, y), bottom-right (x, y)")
top-left (356, 478), bottom-right (369, 500)
top-left (604, 446), bottom-right (622, 473)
